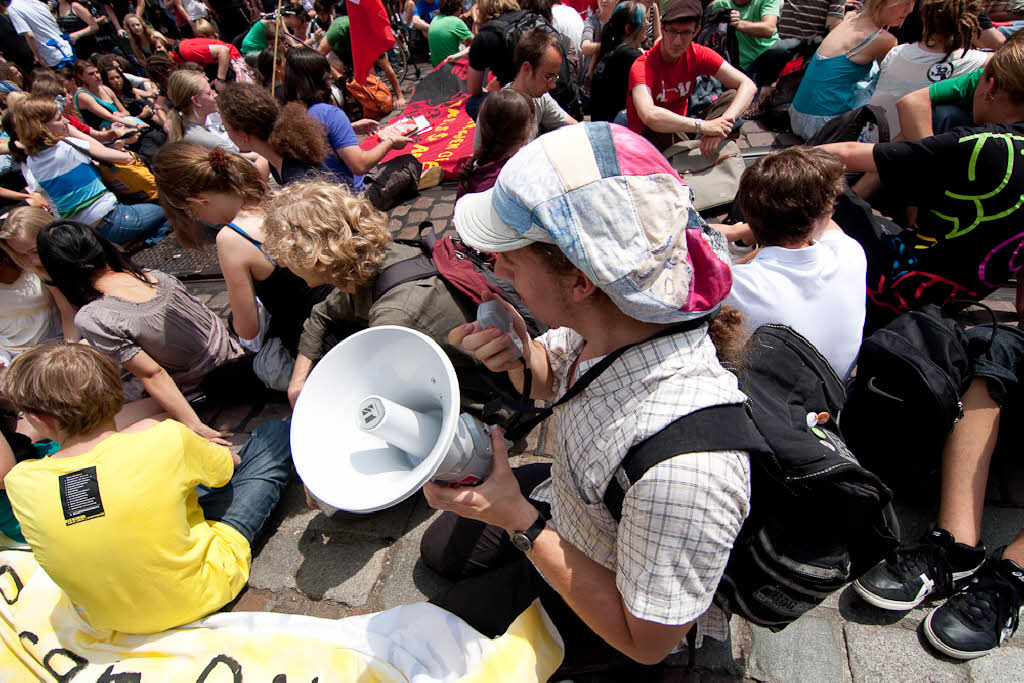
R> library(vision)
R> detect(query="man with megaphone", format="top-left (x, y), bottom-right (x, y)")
top-left (420, 122), bottom-right (753, 675)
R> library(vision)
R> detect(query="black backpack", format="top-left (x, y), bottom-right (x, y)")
top-left (604, 325), bottom-right (900, 631)
top-left (479, 10), bottom-right (581, 119)
top-left (695, 8), bottom-right (738, 64)
top-left (840, 304), bottom-right (996, 496)
top-left (805, 104), bottom-right (890, 145)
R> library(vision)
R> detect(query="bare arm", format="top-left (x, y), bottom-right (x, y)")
top-left (46, 285), bottom-right (81, 342)
top-left (977, 27), bottom-right (1005, 50)
top-left (0, 430), bottom-right (16, 490)
top-left (122, 350), bottom-right (232, 445)
top-left (20, 32), bottom-right (44, 66)
top-left (287, 352), bottom-right (315, 407)
top-left (102, 3), bottom-right (124, 33)
top-left (208, 44), bottom-right (231, 82)
top-left (631, 84), bottom-right (700, 134)
top-left (75, 91), bottom-right (137, 128)
top-left (423, 438), bottom-right (692, 665)
top-left (730, 10), bottom-right (778, 39)
top-left (217, 232), bottom-right (262, 341)
top-left (69, 2), bottom-right (101, 43)
top-left (895, 86), bottom-right (934, 141)
top-left (817, 141), bottom-right (878, 172)
top-left (81, 135), bottom-right (135, 164)
top-left (466, 66), bottom-right (484, 95)
top-left (337, 136), bottom-right (412, 176)
top-left (713, 61), bottom-right (757, 122)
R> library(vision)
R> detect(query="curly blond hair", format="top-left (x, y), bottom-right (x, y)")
top-left (261, 179), bottom-right (393, 289)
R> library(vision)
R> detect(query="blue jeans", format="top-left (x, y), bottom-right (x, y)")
top-left (998, 20), bottom-right (1024, 38)
top-left (932, 104), bottom-right (973, 133)
top-left (197, 420), bottom-right (293, 544)
top-left (97, 202), bottom-right (171, 246)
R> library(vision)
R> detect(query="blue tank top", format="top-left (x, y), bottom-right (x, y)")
top-left (792, 29), bottom-right (882, 116)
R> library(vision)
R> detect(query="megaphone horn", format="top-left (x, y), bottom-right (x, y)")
top-left (290, 326), bottom-right (496, 514)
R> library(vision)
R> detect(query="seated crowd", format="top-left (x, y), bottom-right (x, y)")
top-left (1, 0), bottom-right (1024, 675)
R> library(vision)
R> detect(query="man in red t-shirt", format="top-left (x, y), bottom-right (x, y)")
top-left (627, 0), bottom-right (755, 156)
top-left (171, 38), bottom-right (249, 90)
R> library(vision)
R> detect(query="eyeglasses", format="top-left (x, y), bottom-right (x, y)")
top-left (663, 26), bottom-right (695, 39)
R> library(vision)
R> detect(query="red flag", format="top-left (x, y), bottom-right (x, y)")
top-left (346, 0), bottom-right (396, 84)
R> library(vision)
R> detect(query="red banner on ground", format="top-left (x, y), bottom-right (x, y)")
top-left (362, 55), bottom-right (476, 178)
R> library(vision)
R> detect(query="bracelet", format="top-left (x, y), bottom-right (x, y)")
top-left (694, 118), bottom-right (702, 136)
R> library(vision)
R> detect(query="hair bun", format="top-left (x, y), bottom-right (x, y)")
top-left (208, 146), bottom-right (229, 173)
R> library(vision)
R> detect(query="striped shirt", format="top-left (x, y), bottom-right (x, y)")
top-left (778, 0), bottom-right (848, 39)
top-left (24, 138), bottom-right (116, 225)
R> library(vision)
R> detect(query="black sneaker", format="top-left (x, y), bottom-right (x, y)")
top-left (924, 556), bottom-right (1024, 659)
top-left (852, 528), bottom-right (985, 610)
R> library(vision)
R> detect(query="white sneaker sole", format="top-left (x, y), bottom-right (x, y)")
top-left (852, 579), bottom-right (927, 610)
top-left (923, 609), bottom-right (991, 660)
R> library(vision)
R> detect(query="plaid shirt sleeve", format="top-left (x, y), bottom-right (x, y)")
top-left (615, 449), bottom-right (751, 625)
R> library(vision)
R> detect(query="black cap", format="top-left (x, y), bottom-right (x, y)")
top-left (661, 0), bottom-right (703, 23)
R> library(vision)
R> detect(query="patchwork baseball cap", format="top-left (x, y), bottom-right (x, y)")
top-left (453, 122), bottom-right (733, 324)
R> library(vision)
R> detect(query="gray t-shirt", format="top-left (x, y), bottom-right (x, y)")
top-left (183, 120), bottom-right (239, 152)
top-left (472, 87), bottom-right (571, 153)
top-left (581, 13), bottom-right (603, 86)
top-left (75, 270), bottom-right (242, 394)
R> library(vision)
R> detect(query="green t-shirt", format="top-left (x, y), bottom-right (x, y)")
top-left (428, 14), bottom-right (473, 67)
top-left (709, 0), bottom-right (780, 70)
top-left (929, 69), bottom-right (983, 114)
top-left (326, 16), bottom-right (351, 60)
top-left (241, 20), bottom-right (268, 54)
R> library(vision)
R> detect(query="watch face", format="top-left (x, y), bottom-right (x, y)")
top-left (511, 531), bottom-right (532, 552)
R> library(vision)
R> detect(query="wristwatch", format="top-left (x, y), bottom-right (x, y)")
top-left (510, 513), bottom-right (547, 552)
top-left (694, 118), bottom-right (703, 136)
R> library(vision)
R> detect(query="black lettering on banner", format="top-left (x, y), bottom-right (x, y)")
top-left (272, 675), bottom-right (286, 683)
top-left (195, 654), bottom-right (242, 682)
top-left (18, 630), bottom-right (38, 646)
top-left (97, 664), bottom-right (142, 682)
top-left (0, 564), bottom-right (24, 604)
top-left (59, 466), bottom-right (105, 526)
top-left (41, 647), bottom-right (88, 681)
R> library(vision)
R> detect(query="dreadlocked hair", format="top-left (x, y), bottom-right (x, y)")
top-left (919, 0), bottom-right (981, 62)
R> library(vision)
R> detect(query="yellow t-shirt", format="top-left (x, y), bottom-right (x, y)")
top-left (5, 420), bottom-right (251, 634)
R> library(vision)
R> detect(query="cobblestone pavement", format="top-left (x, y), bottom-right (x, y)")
top-left (159, 63), bottom-right (1024, 679)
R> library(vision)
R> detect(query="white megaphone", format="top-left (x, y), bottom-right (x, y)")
top-left (290, 325), bottom-right (497, 514)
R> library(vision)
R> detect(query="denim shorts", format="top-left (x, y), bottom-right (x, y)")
top-left (968, 323), bottom-right (1024, 407)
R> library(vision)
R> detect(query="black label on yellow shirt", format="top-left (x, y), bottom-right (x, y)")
top-left (58, 466), bottom-right (105, 525)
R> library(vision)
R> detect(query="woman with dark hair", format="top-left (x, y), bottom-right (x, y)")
top-left (36, 220), bottom-right (241, 444)
top-left (101, 64), bottom-right (157, 125)
top-left (457, 88), bottom-right (533, 198)
top-left (218, 82), bottom-right (328, 185)
top-left (72, 60), bottom-right (146, 130)
top-left (589, 1), bottom-right (646, 123)
top-left (152, 143), bottom-right (329, 384)
top-left (282, 47), bottom-right (411, 191)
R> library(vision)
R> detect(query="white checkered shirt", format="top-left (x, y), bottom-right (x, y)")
top-left (530, 325), bottom-right (751, 645)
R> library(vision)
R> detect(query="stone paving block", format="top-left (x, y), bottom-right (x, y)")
top-left (407, 210), bottom-right (428, 224)
top-left (968, 645), bottom-right (1024, 679)
top-left (390, 204), bottom-right (410, 218)
top-left (845, 623), bottom-right (968, 681)
top-left (374, 496), bottom-right (451, 609)
top-left (248, 521), bottom-right (388, 607)
top-left (413, 196), bottom-right (433, 209)
top-left (745, 132), bottom-right (777, 148)
top-left (430, 202), bottom-right (454, 219)
top-left (746, 616), bottom-right (850, 682)
top-left (837, 583), bottom-right (930, 630)
top-left (207, 290), bottom-right (229, 310)
top-left (741, 119), bottom-right (766, 134)
top-left (774, 133), bottom-right (801, 147)
top-left (736, 136), bottom-right (751, 149)
top-left (308, 495), bottom-right (419, 542)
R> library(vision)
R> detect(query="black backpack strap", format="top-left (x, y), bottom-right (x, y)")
top-left (603, 403), bottom-right (769, 523)
top-left (375, 222), bottom-right (443, 299)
